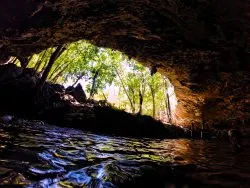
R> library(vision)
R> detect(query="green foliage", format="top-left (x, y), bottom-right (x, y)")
top-left (26, 40), bottom-right (174, 120)
top-left (61, 41), bottom-right (99, 83)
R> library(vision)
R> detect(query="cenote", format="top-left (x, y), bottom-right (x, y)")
top-left (0, 1), bottom-right (249, 187)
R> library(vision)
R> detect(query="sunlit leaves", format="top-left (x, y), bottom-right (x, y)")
top-left (27, 40), bottom-right (172, 119)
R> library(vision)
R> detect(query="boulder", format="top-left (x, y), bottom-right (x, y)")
top-left (65, 86), bottom-right (74, 93)
top-left (66, 84), bottom-right (87, 103)
top-left (73, 83), bottom-right (87, 103)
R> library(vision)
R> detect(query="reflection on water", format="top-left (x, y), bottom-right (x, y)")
top-left (0, 120), bottom-right (250, 187)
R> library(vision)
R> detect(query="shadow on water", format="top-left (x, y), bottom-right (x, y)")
top-left (0, 120), bottom-right (250, 187)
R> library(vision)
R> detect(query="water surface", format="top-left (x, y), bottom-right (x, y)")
top-left (0, 120), bottom-right (249, 187)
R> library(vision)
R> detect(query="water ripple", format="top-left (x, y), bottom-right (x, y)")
top-left (0, 121), bottom-right (250, 187)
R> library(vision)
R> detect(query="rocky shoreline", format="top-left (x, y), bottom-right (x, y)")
top-left (1, 64), bottom-right (248, 139)
top-left (0, 64), bottom-right (185, 138)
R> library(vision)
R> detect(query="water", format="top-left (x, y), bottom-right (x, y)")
top-left (0, 120), bottom-right (250, 187)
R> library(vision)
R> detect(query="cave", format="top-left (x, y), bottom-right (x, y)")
top-left (0, 0), bottom-right (249, 128)
top-left (1, 1), bottom-right (250, 187)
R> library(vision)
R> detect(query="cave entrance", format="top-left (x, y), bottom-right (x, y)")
top-left (8, 40), bottom-right (178, 124)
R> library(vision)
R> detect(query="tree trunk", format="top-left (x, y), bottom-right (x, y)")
top-left (129, 87), bottom-right (136, 113)
top-left (51, 64), bottom-right (70, 83)
top-left (49, 61), bottom-right (70, 81)
top-left (48, 49), bottom-right (70, 80)
top-left (40, 48), bottom-right (55, 73)
top-left (166, 92), bottom-right (172, 123)
top-left (138, 77), bottom-right (145, 115)
top-left (138, 89), bottom-right (143, 115)
top-left (36, 45), bottom-right (66, 91)
top-left (11, 57), bottom-right (17, 64)
top-left (114, 67), bottom-right (135, 113)
top-left (149, 86), bottom-right (156, 118)
top-left (24, 55), bottom-right (34, 68)
top-left (35, 49), bottom-right (47, 71)
top-left (132, 90), bottom-right (136, 113)
top-left (163, 77), bottom-right (172, 123)
top-left (89, 71), bottom-right (99, 99)
top-left (72, 73), bottom-right (84, 87)
top-left (102, 92), bottom-right (108, 101)
top-left (18, 57), bottom-right (29, 68)
top-left (6, 56), bottom-right (13, 64)
top-left (164, 94), bottom-right (171, 123)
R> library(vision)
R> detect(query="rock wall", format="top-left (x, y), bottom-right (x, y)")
top-left (0, 0), bottom-right (249, 128)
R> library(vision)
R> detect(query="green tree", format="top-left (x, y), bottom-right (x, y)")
top-left (147, 73), bottom-right (163, 118)
top-left (20, 39), bottom-right (174, 121)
